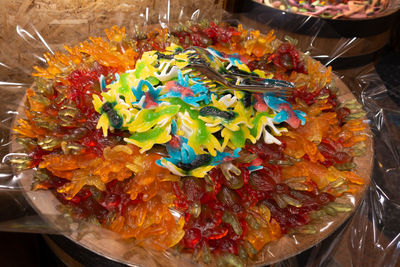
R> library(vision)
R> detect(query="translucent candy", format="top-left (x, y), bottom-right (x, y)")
top-left (282, 161), bottom-right (364, 191)
top-left (39, 145), bottom-right (178, 201)
top-left (305, 58), bottom-right (332, 90)
top-left (110, 194), bottom-right (185, 250)
top-left (244, 217), bottom-right (281, 251)
top-left (39, 143), bottom-right (183, 250)
top-left (125, 153), bottom-right (179, 201)
top-left (13, 22), bottom-right (370, 263)
top-left (295, 112), bottom-right (337, 144)
top-left (242, 29), bottom-right (276, 58)
top-left (281, 132), bottom-right (325, 163)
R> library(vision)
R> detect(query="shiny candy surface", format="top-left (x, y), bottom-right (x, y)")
top-left (14, 22), bottom-right (367, 265)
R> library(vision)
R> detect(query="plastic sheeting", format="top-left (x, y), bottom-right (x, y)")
top-left (0, 0), bottom-right (399, 266)
top-left (279, 65), bottom-right (400, 266)
top-left (236, 0), bottom-right (400, 70)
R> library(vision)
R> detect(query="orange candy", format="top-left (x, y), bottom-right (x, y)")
top-left (281, 132), bottom-right (325, 163)
top-left (40, 143), bottom-right (184, 250)
top-left (39, 144), bottom-right (179, 201)
top-left (282, 161), bottom-right (364, 192)
top-left (110, 193), bottom-right (185, 251)
top-left (245, 206), bottom-right (282, 251)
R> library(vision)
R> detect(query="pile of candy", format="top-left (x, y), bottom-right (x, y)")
top-left (14, 22), bottom-right (368, 266)
top-left (257, 0), bottom-right (390, 19)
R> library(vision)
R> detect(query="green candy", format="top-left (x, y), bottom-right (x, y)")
top-left (167, 97), bottom-right (199, 119)
top-left (134, 61), bottom-right (146, 78)
top-left (129, 127), bottom-right (164, 142)
top-left (118, 73), bottom-right (130, 94)
top-left (129, 105), bottom-right (179, 133)
top-left (145, 76), bottom-right (161, 86)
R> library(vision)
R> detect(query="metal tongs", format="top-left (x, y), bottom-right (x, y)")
top-left (184, 46), bottom-right (295, 97)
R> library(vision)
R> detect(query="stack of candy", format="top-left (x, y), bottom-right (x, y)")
top-left (13, 22), bottom-right (368, 266)
top-left (257, 0), bottom-right (390, 19)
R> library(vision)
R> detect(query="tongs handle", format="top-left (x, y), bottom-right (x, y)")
top-left (187, 63), bottom-right (293, 95)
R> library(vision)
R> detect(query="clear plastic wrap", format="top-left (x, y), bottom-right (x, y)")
top-left (0, 0), bottom-right (398, 266)
top-left (235, 0), bottom-right (400, 69)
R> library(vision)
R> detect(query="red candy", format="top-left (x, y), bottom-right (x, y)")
top-left (269, 43), bottom-right (306, 73)
top-left (14, 22), bottom-right (367, 264)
